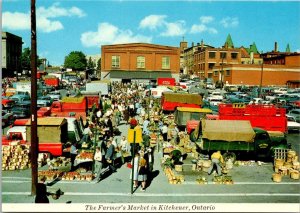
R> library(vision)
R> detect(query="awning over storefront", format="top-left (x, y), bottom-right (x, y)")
top-left (110, 70), bottom-right (173, 80)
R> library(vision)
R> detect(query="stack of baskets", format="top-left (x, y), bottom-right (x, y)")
top-left (273, 150), bottom-right (300, 182)
top-left (197, 160), bottom-right (211, 173)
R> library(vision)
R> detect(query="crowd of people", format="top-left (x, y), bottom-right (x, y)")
top-left (70, 82), bottom-right (161, 190)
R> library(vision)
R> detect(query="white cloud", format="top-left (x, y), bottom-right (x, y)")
top-left (190, 24), bottom-right (218, 34)
top-left (81, 22), bottom-right (152, 47)
top-left (161, 21), bottom-right (187, 37)
top-left (200, 16), bottom-right (214, 24)
top-left (2, 3), bottom-right (85, 33)
top-left (36, 3), bottom-right (86, 18)
top-left (220, 17), bottom-right (239, 28)
top-left (2, 11), bottom-right (30, 30)
top-left (37, 17), bottom-right (64, 33)
top-left (139, 14), bottom-right (187, 37)
top-left (139, 15), bottom-right (167, 30)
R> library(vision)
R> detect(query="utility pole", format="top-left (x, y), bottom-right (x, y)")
top-left (30, 0), bottom-right (38, 196)
top-left (259, 61), bottom-right (264, 98)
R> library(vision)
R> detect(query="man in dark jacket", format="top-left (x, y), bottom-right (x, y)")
top-left (105, 140), bottom-right (116, 172)
top-left (35, 176), bottom-right (49, 203)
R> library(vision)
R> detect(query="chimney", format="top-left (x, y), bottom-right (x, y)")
top-left (201, 39), bottom-right (204, 49)
top-left (274, 42), bottom-right (278, 52)
top-left (192, 42), bottom-right (194, 47)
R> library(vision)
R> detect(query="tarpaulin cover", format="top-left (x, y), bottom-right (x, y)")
top-left (163, 92), bottom-right (202, 105)
top-left (202, 120), bottom-right (255, 142)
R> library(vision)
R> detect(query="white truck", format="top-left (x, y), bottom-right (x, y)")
top-left (84, 81), bottom-right (109, 96)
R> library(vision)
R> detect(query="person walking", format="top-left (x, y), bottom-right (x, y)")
top-left (70, 142), bottom-right (78, 171)
top-left (138, 151), bottom-right (148, 191)
top-left (207, 151), bottom-right (224, 176)
top-left (94, 146), bottom-right (103, 183)
top-left (81, 124), bottom-right (93, 144)
top-left (131, 152), bottom-right (140, 189)
top-left (35, 176), bottom-right (50, 203)
top-left (105, 140), bottom-right (117, 173)
top-left (161, 123), bottom-right (168, 142)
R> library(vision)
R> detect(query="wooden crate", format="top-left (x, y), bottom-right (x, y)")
top-left (274, 148), bottom-right (291, 163)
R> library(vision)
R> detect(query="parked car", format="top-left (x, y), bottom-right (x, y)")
top-left (37, 95), bottom-right (53, 108)
top-left (2, 96), bottom-right (15, 109)
top-left (48, 91), bottom-right (61, 101)
top-left (2, 110), bottom-right (14, 127)
top-left (287, 109), bottom-right (300, 123)
top-left (10, 103), bottom-right (31, 119)
top-left (286, 115), bottom-right (300, 132)
top-left (9, 94), bottom-right (31, 105)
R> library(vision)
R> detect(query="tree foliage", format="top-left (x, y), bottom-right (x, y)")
top-left (87, 57), bottom-right (95, 69)
top-left (97, 58), bottom-right (101, 70)
top-left (64, 51), bottom-right (87, 71)
top-left (21, 47), bottom-right (43, 70)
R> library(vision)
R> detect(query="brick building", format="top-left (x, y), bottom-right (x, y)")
top-left (211, 63), bottom-right (300, 87)
top-left (193, 34), bottom-right (242, 79)
top-left (2, 32), bottom-right (23, 77)
top-left (101, 43), bottom-right (180, 83)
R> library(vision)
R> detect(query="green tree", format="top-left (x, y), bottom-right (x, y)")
top-left (87, 57), bottom-right (95, 69)
top-left (21, 47), bottom-right (43, 70)
top-left (96, 58), bottom-right (101, 70)
top-left (64, 51), bottom-right (87, 71)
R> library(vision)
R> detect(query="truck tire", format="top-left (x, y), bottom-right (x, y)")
top-left (223, 152), bottom-right (236, 163)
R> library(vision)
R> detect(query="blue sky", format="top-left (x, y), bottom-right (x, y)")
top-left (2, 0), bottom-right (300, 66)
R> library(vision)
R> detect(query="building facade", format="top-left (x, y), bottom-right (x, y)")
top-left (211, 63), bottom-right (300, 87)
top-left (2, 32), bottom-right (23, 77)
top-left (101, 43), bottom-right (180, 82)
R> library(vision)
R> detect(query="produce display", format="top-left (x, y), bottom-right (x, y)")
top-left (38, 170), bottom-right (63, 181)
top-left (48, 157), bottom-right (71, 170)
top-left (164, 167), bottom-right (185, 184)
top-left (196, 176), bottom-right (208, 184)
top-left (213, 175), bottom-right (234, 185)
top-left (273, 149), bottom-right (300, 181)
top-left (2, 144), bottom-right (31, 171)
top-left (61, 172), bottom-right (93, 181)
top-left (76, 151), bottom-right (94, 160)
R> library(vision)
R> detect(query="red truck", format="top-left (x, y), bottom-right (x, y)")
top-left (44, 76), bottom-right (60, 89)
top-left (161, 92), bottom-right (202, 111)
top-left (186, 103), bottom-right (287, 134)
top-left (218, 103), bottom-right (287, 133)
top-left (37, 95), bottom-right (99, 119)
top-left (157, 77), bottom-right (176, 86)
top-left (3, 117), bottom-right (69, 156)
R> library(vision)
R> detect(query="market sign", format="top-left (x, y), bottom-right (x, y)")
top-left (127, 127), bottom-right (143, 143)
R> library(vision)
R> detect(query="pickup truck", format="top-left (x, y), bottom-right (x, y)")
top-left (39, 96), bottom-right (88, 119)
top-left (190, 120), bottom-right (288, 162)
top-left (161, 92), bottom-right (202, 111)
top-left (2, 117), bottom-right (74, 157)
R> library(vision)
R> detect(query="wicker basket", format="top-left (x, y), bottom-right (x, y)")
top-left (272, 173), bottom-right (282, 183)
top-left (290, 171), bottom-right (300, 180)
top-left (202, 160), bottom-right (211, 168)
top-left (287, 150), bottom-right (296, 158)
top-left (274, 159), bottom-right (284, 167)
top-left (175, 165), bottom-right (183, 172)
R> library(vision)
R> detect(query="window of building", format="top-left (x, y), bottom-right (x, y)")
top-left (112, 56), bottom-right (120, 68)
top-left (214, 71), bottom-right (218, 76)
top-left (208, 63), bottom-right (215, 69)
top-left (226, 70), bottom-right (230, 76)
top-left (137, 56), bottom-right (145, 69)
top-left (209, 52), bottom-right (216, 59)
top-left (162, 56), bottom-right (170, 69)
top-left (220, 52), bottom-right (227, 59)
top-left (231, 52), bottom-right (238, 59)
